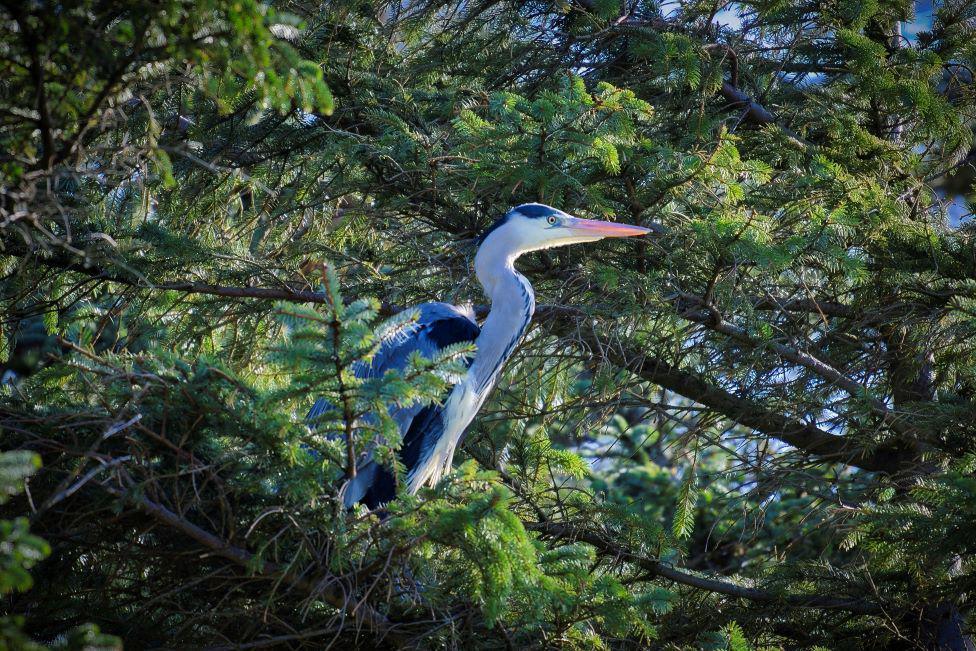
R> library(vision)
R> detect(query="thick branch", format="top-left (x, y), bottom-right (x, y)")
top-left (533, 307), bottom-right (915, 474)
top-left (149, 279), bottom-right (330, 303)
top-left (531, 521), bottom-right (884, 615)
top-left (748, 296), bottom-right (855, 319)
top-left (718, 82), bottom-right (811, 147)
top-left (596, 336), bottom-right (909, 473)
top-left (12, 248), bottom-right (333, 303)
top-left (670, 292), bottom-right (912, 436)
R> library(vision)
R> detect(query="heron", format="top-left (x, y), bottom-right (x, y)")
top-left (308, 203), bottom-right (650, 508)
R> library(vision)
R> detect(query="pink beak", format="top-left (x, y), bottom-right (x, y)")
top-left (567, 217), bottom-right (652, 238)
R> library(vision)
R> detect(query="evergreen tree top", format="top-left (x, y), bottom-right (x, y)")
top-left (1, 1), bottom-right (975, 648)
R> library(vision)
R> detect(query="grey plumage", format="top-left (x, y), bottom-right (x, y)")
top-left (307, 302), bottom-right (479, 508)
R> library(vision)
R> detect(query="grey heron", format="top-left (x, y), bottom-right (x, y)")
top-left (308, 203), bottom-right (650, 508)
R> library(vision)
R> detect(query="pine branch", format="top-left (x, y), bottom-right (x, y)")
top-left (14, 246), bottom-right (865, 322)
top-left (13, 249), bottom-right (923, 473)
top-left (531, 521), bottom-right (885, 616)
top-left (570, 0), bottom-right (810, 146)
top-left (668, 291), bottom-right (916, 437)
top-left (103, 484), bottom-right (402, 642)
top-left (540, 310), bottom-right (918, 474)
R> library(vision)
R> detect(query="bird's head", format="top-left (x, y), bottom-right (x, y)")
top-left (476, 203), bottom-right (651, 257)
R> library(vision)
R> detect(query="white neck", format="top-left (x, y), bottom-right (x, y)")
top-left (471, 233), bottom-right (536, 393)
top-left (405, 230), bottom-right (535, 493)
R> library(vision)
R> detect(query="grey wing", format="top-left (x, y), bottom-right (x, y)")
top-left (305, 302), bottom-right (480, 507)
top-left (359, 302), bottom-right (479, 378)
top-left (359, 303), bottom-right (478, 433)
top-left (306, 302), bottom-right (476, 432)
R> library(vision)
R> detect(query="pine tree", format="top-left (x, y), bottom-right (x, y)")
top-left (2, 0), bottom-right (976, 648)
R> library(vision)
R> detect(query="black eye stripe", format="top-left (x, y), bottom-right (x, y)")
top-left (515, 203), bottom-right (557, 219)
top-left (477, 203), bottom-right (562, 244)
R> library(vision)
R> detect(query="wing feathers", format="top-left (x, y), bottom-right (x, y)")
top-left (306, 303), bottom-right (479, 507)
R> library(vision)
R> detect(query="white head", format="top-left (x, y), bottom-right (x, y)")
top-left (474, 203), bottom-right (651, 279)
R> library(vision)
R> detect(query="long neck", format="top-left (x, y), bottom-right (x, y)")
top-left (404, 234), bottom-right (536, 493)
top-left (469, 236), bottom-right (536, 395)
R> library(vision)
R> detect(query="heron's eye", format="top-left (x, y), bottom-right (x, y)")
top-left (547, 215), bottom-right (557, 225)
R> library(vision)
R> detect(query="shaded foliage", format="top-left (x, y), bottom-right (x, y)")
top-left (2, 0), bottom-right (976, 648)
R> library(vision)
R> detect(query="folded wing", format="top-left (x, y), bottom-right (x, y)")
top-left (306, 302), bottom-right (480, 508)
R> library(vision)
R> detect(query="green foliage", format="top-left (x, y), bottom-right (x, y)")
top-left (2, 0), bottom-right (976, 648)
top-left (0, 452), bottom-right (47, 596)
top-left (454, 75), bottom-right (654, 208)
top-left (671, 468), bottom-right (699, 541)
top-left (0, 452), bottom-right (121, 650)
top-left (843, 468), bottom-right (976, 603)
